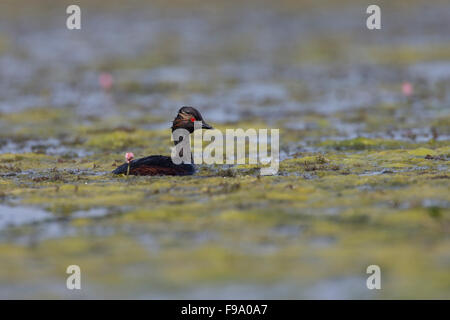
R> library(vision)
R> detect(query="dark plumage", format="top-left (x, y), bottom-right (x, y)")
top-left (112, 107), bottom-right (213, 176)
top-left (112, 155), bottom-right (195, 176)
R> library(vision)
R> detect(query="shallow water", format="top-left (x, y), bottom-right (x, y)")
top-left (0, 0), bottom-right (449, 299)
top-left (0, 205), bottom-right (51, 230)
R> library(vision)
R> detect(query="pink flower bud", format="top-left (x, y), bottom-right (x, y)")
top-left (99, 72), bottom-right (114, 91)
top-left (402, 82), bottom-right (413, 97)
top-left (125, 152), bottom-right (134, 163)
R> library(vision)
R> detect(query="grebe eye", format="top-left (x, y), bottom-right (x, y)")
top-left (190, 117), bottom-right (196, 122)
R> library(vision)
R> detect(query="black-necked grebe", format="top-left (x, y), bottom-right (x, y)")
top-left (113, 106), bottom-right (213, 176)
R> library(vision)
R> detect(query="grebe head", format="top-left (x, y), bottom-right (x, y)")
top-left (171, 106), bottom-right (213, 133)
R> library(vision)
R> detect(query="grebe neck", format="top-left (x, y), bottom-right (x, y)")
top-left (171, 130), bottom-right (193, 164)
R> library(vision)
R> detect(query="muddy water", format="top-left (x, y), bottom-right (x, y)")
top-left (0, 0), bottom-right (449, 299)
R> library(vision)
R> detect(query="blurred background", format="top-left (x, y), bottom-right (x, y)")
top-left (0, 0), bottom-right (449, 299)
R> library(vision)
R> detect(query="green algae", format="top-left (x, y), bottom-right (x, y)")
top-left (366, 44), bottom-right (450, 65)
top-left (85, 129), bottom-right (168, 151)
top-left (320, 138), bottom-right (409, 151)
top-left (0, 141), bottom-right (449, 300)
top-left (1, 105), bottom-right (449, 299)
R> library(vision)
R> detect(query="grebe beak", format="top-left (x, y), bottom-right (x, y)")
top-left (202, 122), bottom-right (213, 130)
